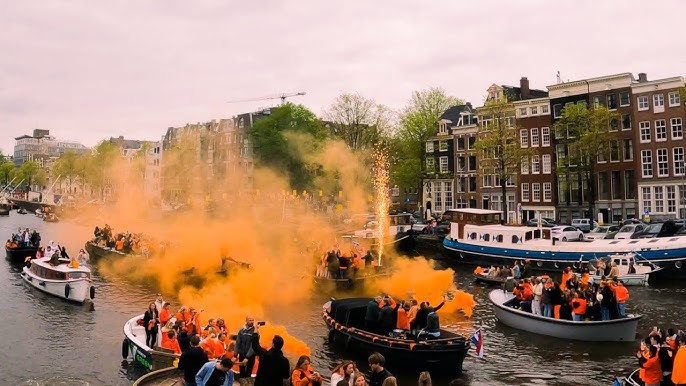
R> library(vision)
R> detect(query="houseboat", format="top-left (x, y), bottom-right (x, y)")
top-left (442, 208), bottom-right (686, 279)
top-left (21, 256), bottom-right (95, 303)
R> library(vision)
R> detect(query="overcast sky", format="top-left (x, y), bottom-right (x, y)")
top-left (2, 0), bottom-right (685, 155)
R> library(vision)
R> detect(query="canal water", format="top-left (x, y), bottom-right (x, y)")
top-left (1, 214), bottom-right (684, 386)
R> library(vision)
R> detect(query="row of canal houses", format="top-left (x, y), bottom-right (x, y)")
top-left (421, 72), bottom-right (686, 225)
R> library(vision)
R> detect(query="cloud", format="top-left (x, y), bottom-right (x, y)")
top-left (1, 0), bottom-right (685, 155)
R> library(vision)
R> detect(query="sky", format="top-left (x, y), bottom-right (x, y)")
top-left (2, 0), bottom-right (686, 155)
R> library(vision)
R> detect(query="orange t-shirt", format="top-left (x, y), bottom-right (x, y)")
top-left (159, 308), bottom-right (171, 325)
top-left (615, 286), bottom-right (629, 303)
top-left (396, 308), bottom-right (410, 330)
top-left (162, 338), bottom-right (181, 355)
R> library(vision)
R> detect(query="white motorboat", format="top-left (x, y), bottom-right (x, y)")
top-left (585, 252), bottom-right (663, 286)
top-left (123, 314), bottom-right (178, 372)
top-left (20, 257), bottom-right (95, 303)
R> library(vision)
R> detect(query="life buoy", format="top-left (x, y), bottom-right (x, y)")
top-left (122, 338), bottom-right (129, 359)
top-left (64, 284), bottom-right (70, 298)
top-left (90, 286), bottom-right (95, 299)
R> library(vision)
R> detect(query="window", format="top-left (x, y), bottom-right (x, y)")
top-left (625, 170), bottom-right (635, 199)
top-left (655, 186), bottom-right (664, 213)
top-left (674, 147), bottom-right (685, 176)
top-left (530, 106), bottom-right (538, 115)
top-left (520, 129), bottom-right (528, 147)
top-left (657, 148), bottom-right (669, 177)
top-left (553, 104), bottom-right (562, 118)
top-left (519, 108), bottom-right (528, 116)
top-left (593, 96), bottom-right (603, 108)
top-left (457, 137), bottom-right (465, 151)
top-left (506, 177), bottom-right (516, 187)
top-left (542, 154), bottom-right (551, 173)
top-left (622, 114), bottom-right (632, 130)
top-left (531, 128), bottom-right (539, 147)
top-left (468, 137), bottom-right (476, 149)
top-left (655, 120), bottom-right (667, 141)
top-left (541, 105), bottom-right (549, 114)
top-left (653, 94), bottom-right (665, 113)
top-left (444, 181), bottom-right (453, 210)
top-left (532, 183), bottom-right (541, 201)
top-left (667, 186), bottom-right (676, 213)
top-left (521, 158), bottom-right (529, 174)
top-left (671, 117), bottom-right (683, 139)
top-left (607, 94), bottom-right (617, 110)
top-left (619, 91), bottom-right (630, 107)
top-left (482, 175), bottom-right (492, 187)
top-left (599, 172), bottom-right (609, 200)
top-left (435, 182), bottom-right (443, 212)
top-left (641, 150), bottom-right (653, 177)
top-left (439, 140), bottom-right (448, 151)
top-left (426, 158), bottom-right (435, 171)
top-left (640, 121), bottom-right (651, 142)
top-left (623, 139), bottom-right (633, 161)
top-left (669, 91), bottom-right (681, 107)
top-left (609, 117), bottom-right (619, 132)
top-left (642, 187), bottom-right (652, 213)
top-left (612, 170), bottom-right (621, 200)
top-left (439, 156), bottom-right (449, 173)
top-left (438, 123), bottom-right (448, 135)
top-left (532, 155), bottom-right (540, 174)
top-left (543, 182), bottom-right (552, 202)
top-left (541, 127), bottom-right (550, 146)
top-left (610, 140), bottom-right (619, 162)
top-left (468, 155), bottom-right (477, 171)
top-left (426, 142), bottom-right (434, 153)
top-left (521, 183), bottom-right (530, 201)
top-left (638, 96), bottom-right (649, 111)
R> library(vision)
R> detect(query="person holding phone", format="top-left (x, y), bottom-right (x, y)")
top-left (250, 322), bottom-right (290, 386)
top-left (291, 355), bottom-right (322, 386)
top-left (235, 316), bottom-right (256, 385)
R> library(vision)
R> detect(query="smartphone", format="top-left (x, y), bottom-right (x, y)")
top-left (257, 321), bottom-right (266, 326)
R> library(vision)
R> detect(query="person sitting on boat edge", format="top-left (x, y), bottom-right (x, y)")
top-left (368, 352), bottom-right (393, 386)
top-left (417, 306), bottom-right (441, 340)
top-left (162, 329), bottom-right (182, 355)
top-left (195, 356), bottom-right (234, 386)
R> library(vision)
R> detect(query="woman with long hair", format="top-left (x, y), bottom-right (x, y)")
top-left (353, 374), bottom-right (368, 386)
top-left (418, 371), bottom-right (432, 386)
top-left (292, 355), bottom-right (323, 386)
top-left (143, 302), bottom-right (159, 347)
top-left (331, 360), bottom-right (357, 386)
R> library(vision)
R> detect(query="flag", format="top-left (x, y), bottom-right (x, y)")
top-left (470, 329), bottom-right (484, 358)
top-left (352, 240), bottom-right (360, 247)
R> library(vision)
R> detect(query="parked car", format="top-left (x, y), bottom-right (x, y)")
top-left (614, 224), bottom-right (646, 239)
top-left (526, 218), bottom-right (556, 227)
top-left (571, 219), bottom-right (598, 232)
top-left (634, 220), bottom-right (681, 239)
top-left (551, 226), bottom-right (584, 241)
top-left (622, 218), bottom-right (645, 225)
top-left (586, 225), bottom-right (621, 240)
top-left (435, 220), bottom-right (451, 237)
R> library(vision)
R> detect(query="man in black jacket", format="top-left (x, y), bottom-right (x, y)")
top-left (178, 335), bottom-right (208, 386)
top-left (251, 325), bottom-right (290, 386)
top-left (235, 316), bottom-right (256, 384)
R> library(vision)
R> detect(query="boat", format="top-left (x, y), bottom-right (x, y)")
top-left (5, 244), bottom-right (40, 262)
top-left (442, 208), bottom-right (686, 279)
top-left (313, 269), bottom-right (391, 291)
top-left (582, 252), bottom-right (663, 286)
top-left (323, 298), bottom-right (470, 374)
top-left (614, 368), bottom-right (641, 386)
top-left (20, 256), bottom-right (95, 303)
top-left (132, 367), bottom-right (181, 386)
top-left (43, 213), bottom-right (60, 223)
top-left (473, 267), bottom-right (507, 286)
top-left (488, 289), bottom-right (641, 342)
top-left (349, 213), bottom-right (417, 253)
top-left (84, 241), bottom-right (128, 261)
top-left (123, 315), bottom-right (179, 372)
top-left (17, 208), bottom-right (27, 215)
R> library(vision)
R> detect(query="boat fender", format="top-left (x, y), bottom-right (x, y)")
top-left (122, 338), bottom-right (129, 359)
top-left (90, 286), bottom-right (96, 299)
top-left (65, 284), bottom-right (70, 298)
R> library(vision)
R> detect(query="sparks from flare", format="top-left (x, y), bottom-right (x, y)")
top-left (372, 148), bottom-right (390, 265)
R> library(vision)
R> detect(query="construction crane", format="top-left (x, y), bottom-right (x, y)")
top-left (227, 92), bottom-right (306, 105)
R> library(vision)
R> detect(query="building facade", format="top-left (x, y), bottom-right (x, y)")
top-left (13, 129), bottom-right (89, 167)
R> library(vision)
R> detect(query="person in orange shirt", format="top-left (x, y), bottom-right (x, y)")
top-left (671, 337), bottom-right (686, 385)
top-left (638, 344), bottom-right (662, 386)
top-left (186, 308), bottom-right (203, 335)
top-left (396, 301), bottom-right (411, 331)
top-left (162, 329), bottom-right (182, 355)
top-left (115, 237), bottom-right (124, 251)
top-left (614, 281), bottom-right (630, 317)
top-left (159, 302), bottom-right (172, 326)
top-left (291, 355), bottom-right (323, 386)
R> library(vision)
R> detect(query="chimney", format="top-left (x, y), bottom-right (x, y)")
top-left (638, 73), bottom-right (648, 83)
top-left (520, 77), bottom-right (530, 99)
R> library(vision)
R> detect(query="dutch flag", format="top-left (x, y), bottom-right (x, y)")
top-left (471, 329), bottom-right (484, 359)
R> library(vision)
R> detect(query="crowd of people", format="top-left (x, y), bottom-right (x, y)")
top-left (7, 227), bottom-right (41, 249)
top-left (92, 224), bottom-right (155, 257)
top-left (630, 326), bottom-right (686, 386)
top-left (364, 294), bottom-right (448, 340)
top-left (316, 245), bottom-right (376, 279)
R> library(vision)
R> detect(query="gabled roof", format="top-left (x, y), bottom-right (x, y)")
top-left (439, 103), bottom-right (475, 124)
top-left (501, 85), bottom-right (548, 101)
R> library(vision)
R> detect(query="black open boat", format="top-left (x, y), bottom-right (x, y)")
top-left (5, 245), bottom-right (40, 262)
top-left (84, 241), bottom-right (127, 261)
top-left (323, 298), bottom-right (470, 375)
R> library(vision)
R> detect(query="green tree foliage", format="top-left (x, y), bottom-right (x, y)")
top-left (17, 161), bottom-right (45, 191)
top-left (554, 103), bottom-right (617, 220)
top-left (0, 161), bottom-right (16, 187)
top-left (474, 97), bottom-right (536, 222)
top-left (249, 103), bottom-right (328, 191)
top-left (86, 141), bottom-right (120, 198)
top-left (324, 93), bottom-right (395, 152)
top-left (162, 136), bottom-right (201, 205)
top-left (52, 151), bottom-right (84, 194)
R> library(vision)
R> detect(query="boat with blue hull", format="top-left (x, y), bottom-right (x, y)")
top-left (442, 208), bottom-right (686, 279)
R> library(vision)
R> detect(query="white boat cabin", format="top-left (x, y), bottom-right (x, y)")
top-left (29, 259), bottom-right (91, 281)
top-left (444, 208), bottom-right (552, 246)
top-left (353, 213), bottom-right (414, 239)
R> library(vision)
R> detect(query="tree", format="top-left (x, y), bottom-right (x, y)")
top-left (85, 141), bottom-right (120, 199)
top-left (249, 103), bottom-right (328, 191)
top-left (52, 151), bottom-right (84, 195)
top-left (395, 88), bottom-right (461, 195)
top-left (553, 104), bottom-right (617, 222)
top-left (17, 161), bottom-right (46, 191)
top-left (0, 161), bottom-right (16, 187)
top-left (324, 93), bottom-right (395, 152)
top-left (474, 97), bottom-right (536, 222)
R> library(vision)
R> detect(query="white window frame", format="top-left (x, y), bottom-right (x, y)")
top-left (542, 154), bottom-right (551, 174)
top-left (426, 157), bottom-right (435, 171)
top-left (519, 108), bottom-right (528, 117)
top-left (426, 142), bottom-right (434, 153)
top-left (642, 187), bottom-right (652, 213)
top-left (641, 150), bottom-right (653, 178)
top-left (653, 94), bottom-right (665, 113)
top-left (521, 183), bottom-right (530, 201)
top-left (610, 139), bottom-right (620, 163)
top-left (654, 186), bottom-right (664, 213)
top-left (655, 119), bottom-right (667, 142)
top-left (482, 175), bottom-right (492, 188)
top-left (532, 155), bottom-right (540, 174)
top-left (674, 147), bottom-right (685, 176)
top-left (669, 91), bottom-right (681, 107)
top-left (671, 117), bottom-right (683, 140)
top-left (657, 148), bottom-right (669, 177)
top-left (541, 127), bottom-right (550, 146)
top-left (623, 139), bottom-right (633, 161)
top-left (639, 121), bottom-right (651, 143)
top-left (638, 96), bottom-right (649, 111)
top-left (438, 140), bottom-right (448, 151)
top-left (541, 105), bottom-right (549, 114)
top-left (619, 91), bottom-right (630, 107)
top-left (530, 106), bottom-right (538, 115)
top-left (531, 128), bottom-right (539, 147)
top-left (521, 158), bottom-right (529, 174)
top-left (520, 129), bottom-right (529, 147)
top-left (439, 156), bottom-right (449, 173)
top-left (532, 183), bottom-right (541, 202)
top-left (543, 182), bottom-right (552, 202)
top-left (667, 186), bottom-right (676, 213)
